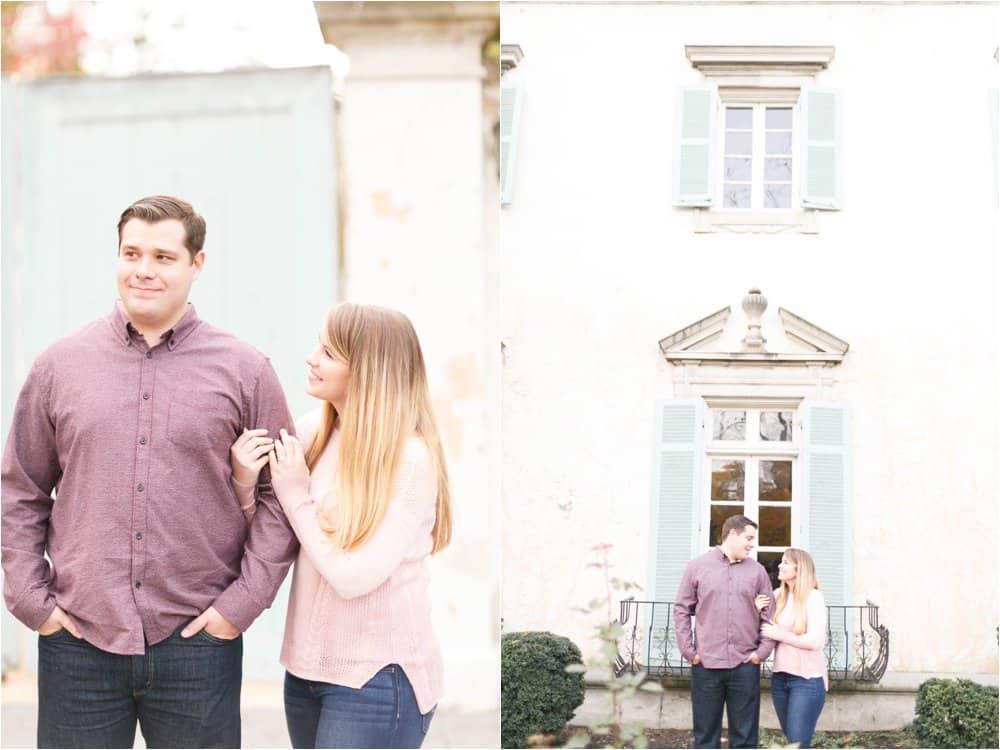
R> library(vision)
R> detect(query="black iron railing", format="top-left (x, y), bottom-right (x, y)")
top-left (615, 598), bottom-right (888, 684)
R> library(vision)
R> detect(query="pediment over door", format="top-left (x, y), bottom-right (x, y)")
top-left (659, 288), bottom-right (848, 367)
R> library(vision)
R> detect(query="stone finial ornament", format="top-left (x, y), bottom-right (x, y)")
top-left (741, 287), bottom-right (768, 351)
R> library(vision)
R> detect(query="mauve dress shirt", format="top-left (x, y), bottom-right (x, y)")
top-left (1, 303), bottom-right (298, 655)
top-left (674, 547), bottom-right (777, 668)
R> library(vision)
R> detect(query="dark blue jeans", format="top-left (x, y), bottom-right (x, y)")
top-left (284, 666), bottom-right (435, 749)
top-left (770, 672), bottom-right (826, 749)
top-left (37, 624), bottom-right (242, 749)
top-left (690, 661), bottom-right (761, 749)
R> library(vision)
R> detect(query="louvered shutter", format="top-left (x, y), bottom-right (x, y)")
top-left (500, 82), bottom-right (523, 206)
top-left (801, 89), bottom-right (843, 210)
top-left (674, 87), bottom-right (716, 206)
top-left (648, 399), bottom-right (703, 667)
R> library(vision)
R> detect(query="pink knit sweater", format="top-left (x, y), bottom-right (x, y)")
top-left (235, 410), bottom-right (443, 714)
top-left (769, 588), bottom-right (829, 691)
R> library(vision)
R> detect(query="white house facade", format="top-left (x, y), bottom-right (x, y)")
top-left (500, 0), bottom-right (999, 727)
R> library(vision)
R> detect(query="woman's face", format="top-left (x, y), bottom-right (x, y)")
top-left (305, 333), bottom-right (350, 408)
top-left (777, 555), bottom-right (798, 583)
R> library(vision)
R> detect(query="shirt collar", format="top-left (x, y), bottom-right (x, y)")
top-left (109, 302), bottom-right (201, 350)
top-left (716, 545), bottom-right (742, 564)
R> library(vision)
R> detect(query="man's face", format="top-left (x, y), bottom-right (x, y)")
top-left (726, 525), bottom-right (757, 561)
top-left (117, 218), bottom-right (204, 331)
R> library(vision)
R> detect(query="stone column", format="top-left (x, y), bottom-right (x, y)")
top-left (314, 1), bottom-right (499, 714)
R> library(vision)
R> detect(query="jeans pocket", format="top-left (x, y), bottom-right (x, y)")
top-left (38, 626), bottom-right (70, 640)
top-left (196, 629), bottom-right (240, 645)
top-left (421, 706), bottom-right (436, 735)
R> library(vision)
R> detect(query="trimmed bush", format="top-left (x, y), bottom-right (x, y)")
top-left (501, 631), bottom-right (586, 748)
top-left (913, 678), bottom-right (998, 749)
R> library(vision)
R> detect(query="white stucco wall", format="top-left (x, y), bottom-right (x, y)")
top-left (325, 15), bottom-right (501, 711)
top-left (500, 0), bottom-right (999, 679)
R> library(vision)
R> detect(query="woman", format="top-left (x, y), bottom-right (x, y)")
top-left (755, 548), bottom-right (827, 749)
top-left (229, 302), bottom-right (451, 749)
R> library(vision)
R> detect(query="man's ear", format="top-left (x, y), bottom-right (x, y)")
top-left (191, 251), bottom-right (206, 279)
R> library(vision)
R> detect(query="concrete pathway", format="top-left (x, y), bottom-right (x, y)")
top-left (1, 675), bottom-right (499, 749)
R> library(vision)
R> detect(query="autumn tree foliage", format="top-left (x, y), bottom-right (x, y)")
top-left (2, 2), bottom-right (89, 77)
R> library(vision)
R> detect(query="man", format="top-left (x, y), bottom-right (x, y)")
top-left (674, 515), bottom-right (776, 749)
top-left (2, 195), bottom-right (298, 748)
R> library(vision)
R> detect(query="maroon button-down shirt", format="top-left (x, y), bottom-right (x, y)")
top-left (674, 547), bottom-right (776, 668)
top-left (2, 303), bottom-right (298, 654)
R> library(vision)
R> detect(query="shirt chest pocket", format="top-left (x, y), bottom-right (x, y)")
top-left (166, 396), bottom-right (240, 453)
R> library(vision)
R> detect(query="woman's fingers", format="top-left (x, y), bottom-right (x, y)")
top-left (250, 443), bottom-right (272, 459)
top-left (235, 429), bottom-right (270, 448)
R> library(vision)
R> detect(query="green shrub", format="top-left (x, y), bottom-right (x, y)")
top-left (913, 678), bottom-right (998, 749)
top-left (501, 631), bottom-right (586, 748)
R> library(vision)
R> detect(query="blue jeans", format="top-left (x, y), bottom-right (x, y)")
top-left (284, 666), bottom-right (435, 749)
top-left (770, 672), bottom-right (826, 749)
top-left (690, 661), bottom-right (761, 749)
top-left (36, 624), bottom-right (242, 749)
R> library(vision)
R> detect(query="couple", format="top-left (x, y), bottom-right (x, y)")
top-left (1, 195), bottom-right (448, 749)
top-left (674, 515), bottom-right (828, 750)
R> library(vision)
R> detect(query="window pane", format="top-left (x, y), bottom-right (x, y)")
top-left (760, 411), bottom-right (793, 441)
top-left (724, 158), bottom-right (752, 181)
top-left (711, 504), bottom-right (744, 546)
top-left (725, 131), bottom-right (752, 155)
top-left (711, 460), bottom-right (745, 501)
top-left (763, 183), bottom-right (791, 208)
top-left (758, 551), bottom-right (783, 591)
top-left (765, 158), bottom-right (793, 181)
top-left (766, 132), bottom-right (792, 155)
top-left (759, 460), bottom-right (793, 502)
top-left (765, 107), bottom-right (792, 128)
top-left (726, 107), bottom-right (753, 128)
top-left (713, 410), bottom-right (746, 440)
top-left (723, 185), bottom-right (751, 208)
top-left (760, 505), bottom-right (791, 547)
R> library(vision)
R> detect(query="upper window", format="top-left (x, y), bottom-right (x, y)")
top-left (674, 46), bottom-right (840, 229)
top-left (721, 105), bottom-right (795, 210)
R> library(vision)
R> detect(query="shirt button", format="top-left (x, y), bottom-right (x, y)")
top-left (135, 532), bottom-right (142, 540)
top-left (135, 581), bottom-right (141, 588)
top-left (137, 483), bottom-right (144, 492)
top-left (143, 393), bottom-right (150, 400)
top-left (139, 436), bottom-right (147, 445)
top-left (146, 352), bottom-right (153, 359)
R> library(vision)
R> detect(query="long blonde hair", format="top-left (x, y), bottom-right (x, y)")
top-left (773, 548), bottom-right (820, 635)
top-left (304, 303), bottom-right (452, 554)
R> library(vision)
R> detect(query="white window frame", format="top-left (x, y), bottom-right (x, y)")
top-left (700, 401), bottom-right (802, 577)
top-left (716, 102), bottom-right (799, 212)
top-left (684, 45), bottom-right (835, 234)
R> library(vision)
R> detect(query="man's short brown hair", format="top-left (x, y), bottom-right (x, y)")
top-left (720, 514), bottom-right (758, 544)
top-left (117, 195), bottom-right (206, 261)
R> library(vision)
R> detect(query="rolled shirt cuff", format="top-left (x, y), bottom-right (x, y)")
top-left (211, 582), bottom-right (262, 634)
top-left (11, 589), bottom-right (57, 631)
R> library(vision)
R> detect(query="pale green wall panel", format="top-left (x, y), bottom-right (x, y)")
top-left (1, 67), bottom-right (339, 680)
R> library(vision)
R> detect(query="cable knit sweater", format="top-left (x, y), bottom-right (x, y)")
top-left (769, 588), bottom-right (829, 691)
top-left (234, 410), bottom-right (442, 714)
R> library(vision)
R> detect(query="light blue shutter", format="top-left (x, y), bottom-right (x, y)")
top-left (500, 81), bottom-right (524, 207)
top-left (801, 89), bottom-right (842, 210)
top-left (802, 401), bottom-right (851, 609)
top-left (648, 399), bottom-right (703, 666)
top-left (674, 87), bottom-right (716, 206)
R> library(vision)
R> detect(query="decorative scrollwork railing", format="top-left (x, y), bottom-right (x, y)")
top-left (615, 598), bottom-right (888, 684)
